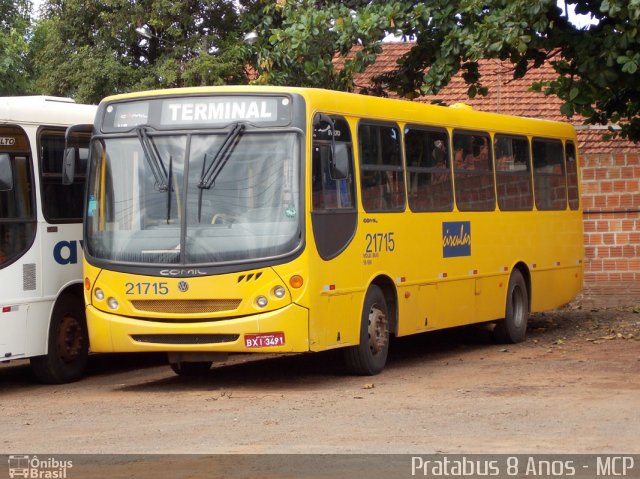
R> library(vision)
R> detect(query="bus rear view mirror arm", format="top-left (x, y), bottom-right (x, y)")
top-left (63, 123), bottom-right (93, 185)
top-left (62, 148), bottom-right (76, 186)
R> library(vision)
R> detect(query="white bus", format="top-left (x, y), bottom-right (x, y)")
top-left (0, 96), bottom-right (96, 383)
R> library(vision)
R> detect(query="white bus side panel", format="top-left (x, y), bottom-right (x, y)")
top-left (0, 238), bottom-right (42, 359)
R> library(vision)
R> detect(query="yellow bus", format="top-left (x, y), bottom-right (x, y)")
top-left (70, 86), bottom-right (583, 376)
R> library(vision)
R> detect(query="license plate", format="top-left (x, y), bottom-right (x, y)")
top-left (244, 332), bottom-right (285, 348)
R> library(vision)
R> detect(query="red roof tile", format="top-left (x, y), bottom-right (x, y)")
top-left (346, 42), bottom-right (638, 155)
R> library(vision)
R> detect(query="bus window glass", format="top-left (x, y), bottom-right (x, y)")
top-left (86, 135), bottom-right (185, 263)
top-left (39, 129), bottom-right (87, 222)
top-left (185, 133), bottom-right (300, 264)
top-left (453, 131), bottom-right (495, 211)
top-left (312, 115), bottom-right (355, 210)
top-left (532, 138), bottom-right (567, 210)
top-left (0, 153), bottom-right (12, 190)
top-left (404, 127), bottom-right (453, 212)
top-left (358, 123), bottom-right (405, 212)
top-left (565, 141), bottom-right (580, 210)
top-left (86, 131), bottom-right (302, 265)
top-left (0, 154), bottom-right (36, 266)
top-left (494, 135), bottom-right (533, 211)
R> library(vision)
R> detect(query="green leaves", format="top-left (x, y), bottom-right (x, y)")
top-left (362, 0), bottom-right (640, 142)
top-left (7, 0), bottom-right (640, 141)
top-left (618, 53), bottom-right (640, 74)
top-left (28, 0), bottom-right (250, 103)
top-left (247, 0), bottom-right (411, 91)
top-left (0, 0), bottom-right (32, 95)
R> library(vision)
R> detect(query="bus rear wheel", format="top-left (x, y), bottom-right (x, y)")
top-left (30, 294), bottom-right (89, 384)
top-left (343, 284), bottom-right (389, 375)
top-left (494, 270), bottom-right (529, 344)
top-left (170, 361), bottom-right (213, 377)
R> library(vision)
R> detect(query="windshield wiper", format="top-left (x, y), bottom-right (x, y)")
top-left (198, 123), bottom-right (244, 190)
top-left (197, 122), bottom-right (245, 222)
top-left (136, 126), bottom-right (169, 191)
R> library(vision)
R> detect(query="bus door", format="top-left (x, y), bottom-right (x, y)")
top-left (37, 128), bottom-right (87, 298)
top-left (0, 126), bottom-right (37, 359)
top-left (311, 114), bottom-right (360, 349)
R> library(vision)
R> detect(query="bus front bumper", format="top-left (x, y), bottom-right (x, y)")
top-left (86, 303), bottom-right (310, 354)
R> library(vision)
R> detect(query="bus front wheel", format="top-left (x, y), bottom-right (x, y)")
top-left (31, 294), bottom-right (89, 384)
top-left (343, 284), bottom-right (389, 375)
top-left (494, 270), bottom-right (529, 344)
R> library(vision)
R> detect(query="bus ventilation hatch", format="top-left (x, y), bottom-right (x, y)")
top-left (237, 272), bottom-right (263, 283)
top-left (23, 264), bottom-right (36, 291)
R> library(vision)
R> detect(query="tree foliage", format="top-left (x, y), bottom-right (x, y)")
top-left (250, 0), bottom-right (640, 141)
top-left (245, 0), bottom-right (410, 90)
top-left (0, 0), bottom-right (32, 95)
top-left (31, 0), bottom-right (253, 103)
top-left (8, 0), bottom-right (640, 141)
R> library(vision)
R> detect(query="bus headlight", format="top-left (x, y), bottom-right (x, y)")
top-left (107, 297), bottom-right (119, 310)
top-left (272, 286), bottom-right (286, 299)
top-left (255, 296), bottom-right (268, 308)
top-left (94, 288), bottom-right (105, 301)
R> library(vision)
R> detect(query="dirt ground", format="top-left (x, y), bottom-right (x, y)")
top-left (1, 305), bottom-right (639, 457)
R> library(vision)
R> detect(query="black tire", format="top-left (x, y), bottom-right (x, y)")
top-left (343, 284), bottom-right (390, 375)
top-left (170, 361), bottom-right (212, 377)
top-left (493, 269), bottom-right (529, 343)
top-left (30, 294), bottom-right (89, 384)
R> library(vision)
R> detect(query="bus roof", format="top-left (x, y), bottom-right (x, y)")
top-left (0, 96), bottom-right (97, 126)
top-left (99, 85), bottom-right (577, 139)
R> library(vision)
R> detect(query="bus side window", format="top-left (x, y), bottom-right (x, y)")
top-left (532, 138), bottom-right (567, 210)
top-left (0, 155), bottom-right (36, 266)
top-left (358, 122), bottom-right (405, 212)
top-left (494, 135), bottom-right (533, 211)
top-left (452, 131), bottom-right (495, 211)
top-left (565, 141), bottom-right (580, 210)
top-left (311, 115), bottom-right (355, 211)
top-left (39, 129), bottom-right (86, 222)
top-left (404, 127), bottom-right (453, 212)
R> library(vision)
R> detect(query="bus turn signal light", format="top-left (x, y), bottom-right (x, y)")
top-left (289, 275), bottom-right (304, 289)
top-left (84, 277), bottom-right (91, 290)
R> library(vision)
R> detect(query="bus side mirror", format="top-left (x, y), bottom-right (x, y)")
top-left (0, 153), bottom-right (13, 191)
top-left (63, 123), bottom-right (93, 185)
top-left (62, 148), bottom-right (76, 186)
top-left (330, 143), bottom-right (349, 180)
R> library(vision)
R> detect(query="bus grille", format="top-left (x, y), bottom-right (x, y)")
top-left (131, 334), bottom-right (239, 345)
top-left (130, 299), bottom-right (242, 314)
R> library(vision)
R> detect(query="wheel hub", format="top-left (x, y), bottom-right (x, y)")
top-left (56, 314), bottom-right (83, 364)
top-left (368, 304), bottom-right (388, 355)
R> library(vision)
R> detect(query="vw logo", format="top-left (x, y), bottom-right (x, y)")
top-left (177, 281), bottom-right (189, 292)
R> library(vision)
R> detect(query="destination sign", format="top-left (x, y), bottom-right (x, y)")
top-left (161, 98), bottom-right (279, 125)
top-left (102, 95), bottom-right (293, 132)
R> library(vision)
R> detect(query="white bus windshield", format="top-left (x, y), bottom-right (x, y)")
top-left (85, 129), bottom-right (301, 265)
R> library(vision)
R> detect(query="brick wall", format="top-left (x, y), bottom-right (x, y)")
top-left (579, 153), bottom-right (640, 308)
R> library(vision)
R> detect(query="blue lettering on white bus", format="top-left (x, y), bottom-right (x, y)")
top-left (53, 240), bottom-right (83, 265)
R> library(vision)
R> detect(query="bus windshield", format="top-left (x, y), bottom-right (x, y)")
top-left (85, 129), bottom-right (301, 266)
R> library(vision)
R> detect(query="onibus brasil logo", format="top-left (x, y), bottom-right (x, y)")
top-left (8, 456), bottom-right (73, 479)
